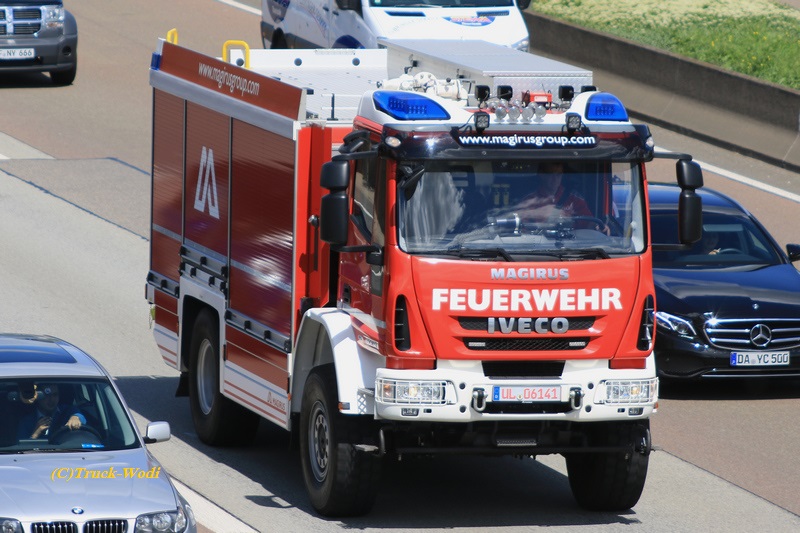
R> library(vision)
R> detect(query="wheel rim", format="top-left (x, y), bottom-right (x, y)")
top-left (196, 339), bottom-right (216, 416)
top-left (308, 399), bottom-right (330, 483)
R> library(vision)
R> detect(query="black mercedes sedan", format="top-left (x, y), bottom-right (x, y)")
top-left (648, 183), bottom-right (800, 379)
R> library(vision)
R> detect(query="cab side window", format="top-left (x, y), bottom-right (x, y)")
top-left (352, 157), bottom-right (385, 246)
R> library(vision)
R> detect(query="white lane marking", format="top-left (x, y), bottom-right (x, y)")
top-left (171, 478), bottom-right (259, 533)
top-left (0, 132), bottom-right (53, 159)
top-left (695, 159), bottom-right (800, 204)
top-left (215, 0), bottom-right (260, 15)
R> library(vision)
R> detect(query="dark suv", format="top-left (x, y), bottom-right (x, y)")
top-left (0, 1), bottom-right (77, 85)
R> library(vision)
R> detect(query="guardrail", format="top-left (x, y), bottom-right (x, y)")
top-left (524, 12), bottom-right (800, 171)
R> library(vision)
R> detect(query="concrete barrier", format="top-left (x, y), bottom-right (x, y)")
top-left (524, 12), bottom-right (800, 170)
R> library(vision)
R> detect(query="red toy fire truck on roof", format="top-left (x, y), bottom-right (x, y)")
top-left (145, 33), bottom-right (703, 516)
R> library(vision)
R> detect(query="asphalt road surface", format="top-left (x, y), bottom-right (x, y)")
top-left (1, 0), bottom-right (799, 531)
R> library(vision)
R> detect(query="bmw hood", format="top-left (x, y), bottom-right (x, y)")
top-left (0, 449), bottom-right (179, 519)
top-left (654, 263), bottom-right (800, 317)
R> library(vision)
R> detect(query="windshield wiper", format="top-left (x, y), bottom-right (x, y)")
top-left (16, 448), bottom-right (86, 453)
top-left (456, 247), bottom-right (514, 261)
top-left (429, 246), bottom-right (514, 261)
top-left (517, 248), bottom-right (611, 260)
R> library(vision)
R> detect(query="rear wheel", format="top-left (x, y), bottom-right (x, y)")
top-left (189, 309), bottom-right (259, 446)
top-left (566, 421), bottom-right (650, 511)
top-left (300, 366), bottom-right (382, 516)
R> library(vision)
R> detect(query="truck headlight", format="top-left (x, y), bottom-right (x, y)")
top-left (597, 379), bottom-right (657, 405)
top-left (43, 5), bottom-right (65, 28)
top-left (376, 378), bottom-right (447, 405)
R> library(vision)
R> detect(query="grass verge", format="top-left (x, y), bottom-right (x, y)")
top-left (529, 0), bottom-right (800, 90)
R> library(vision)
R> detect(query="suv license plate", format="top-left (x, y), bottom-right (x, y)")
top-left (0, 48), bottom-right (35, 60)
top-left (730, 352), bottom-right (790, 366)
top-left (493, 385), bottom-right (560, 402)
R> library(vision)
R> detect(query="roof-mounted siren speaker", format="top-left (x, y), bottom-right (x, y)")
top-left (581, 85), bottom-right (597, 93)
top-left (497, 85), bottom-right (513, 101)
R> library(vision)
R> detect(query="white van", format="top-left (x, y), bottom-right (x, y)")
top-left (260, 0), bottom-right (531, 52)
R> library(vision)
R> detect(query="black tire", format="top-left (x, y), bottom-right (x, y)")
top-left (271, 33), bottom-right (288, 49)
top-left (188, 309), bottom-right (259, 446)
top-left (51, 64), bottom-right (77, 86)
top-left (300, 366), bottom-right (382, 516)
top-left (566, 421), bottom-right (650, 511)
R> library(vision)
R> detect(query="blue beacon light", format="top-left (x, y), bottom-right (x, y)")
top-left (585, 92), bottom-right (629, 121)
top-left (373, 91), bottom-right (451, 120)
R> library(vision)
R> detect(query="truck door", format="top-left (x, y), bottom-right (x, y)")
top-left (338, 155), bottom-right (387, 340)
top-left (326, 0), bottom-right (374, 48)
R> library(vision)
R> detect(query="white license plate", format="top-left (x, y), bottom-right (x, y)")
top-left (730, 352), bottom-right (790, 366)
top-left (0, 48), bottom-right (35, 60)
top-left (492, 385), bottom-right (561, 402)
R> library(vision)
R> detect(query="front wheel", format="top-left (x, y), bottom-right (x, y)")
top-left (300, 367), bottom-right (382, 516)
top-left (51, 64), bottom-right (77, 86)
top-left (566, 421), bottom-right (650, 511)
top-left (188, 309), bottom-right (259, 446)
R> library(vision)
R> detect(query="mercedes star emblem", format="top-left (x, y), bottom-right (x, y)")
top-left (749, 324), bottom-right (772, 348)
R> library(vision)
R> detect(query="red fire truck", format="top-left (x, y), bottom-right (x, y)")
top-left (145, 34), bottom-right (703, 516)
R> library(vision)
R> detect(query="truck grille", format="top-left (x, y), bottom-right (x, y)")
top-left (482, 360), bottom-right (565, 378)
top-left (0, 7), bottom-right (43, 37)
top-left (705, 318), bottom-right (800, 350)
top-left (464, 337), bottom-right (589, 351)
top-left (482, 402), bottom-right (572, 415)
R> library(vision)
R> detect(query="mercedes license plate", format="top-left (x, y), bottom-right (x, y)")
top-left (730, 352), bottom-right (790, 366)
top-left (493, 385), bottom-right (560, 402)
top-left (0, 48), bottom-right (35, 60)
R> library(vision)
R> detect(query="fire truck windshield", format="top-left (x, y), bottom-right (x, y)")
top-left (397, 159), bottom-right (646, 258)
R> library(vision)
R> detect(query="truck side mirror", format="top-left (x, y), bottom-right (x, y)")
top-left (517, 0), bottom-right (531, 9)
top-left (320, 161), bottom-right (351, 245)
top-left (676, 160), bottom-right (703, 245)
top-left (676, 159), bottom-right (703, 190)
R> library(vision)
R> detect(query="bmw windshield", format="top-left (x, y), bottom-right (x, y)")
top-left (1, 378), bottom-right (140, 453)
top-left (397, 159), bottom-right (646, 259)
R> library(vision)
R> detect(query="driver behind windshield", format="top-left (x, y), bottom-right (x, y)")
top-left (17, 383), bottom-right (86, 439)
top-left (515, 162), bottom-right (592, 221)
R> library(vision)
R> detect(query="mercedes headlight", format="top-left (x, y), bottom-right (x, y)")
top-left (655, 311), bottom-right (697, 337)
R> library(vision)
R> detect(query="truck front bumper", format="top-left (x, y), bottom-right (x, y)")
top-left (373, 358), bottom-right (657, 423)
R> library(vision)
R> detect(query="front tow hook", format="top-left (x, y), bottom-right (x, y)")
top-left (569, 387), bottom-right (583, 410)
top-left (472, 388), bottom-right (487, 412)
